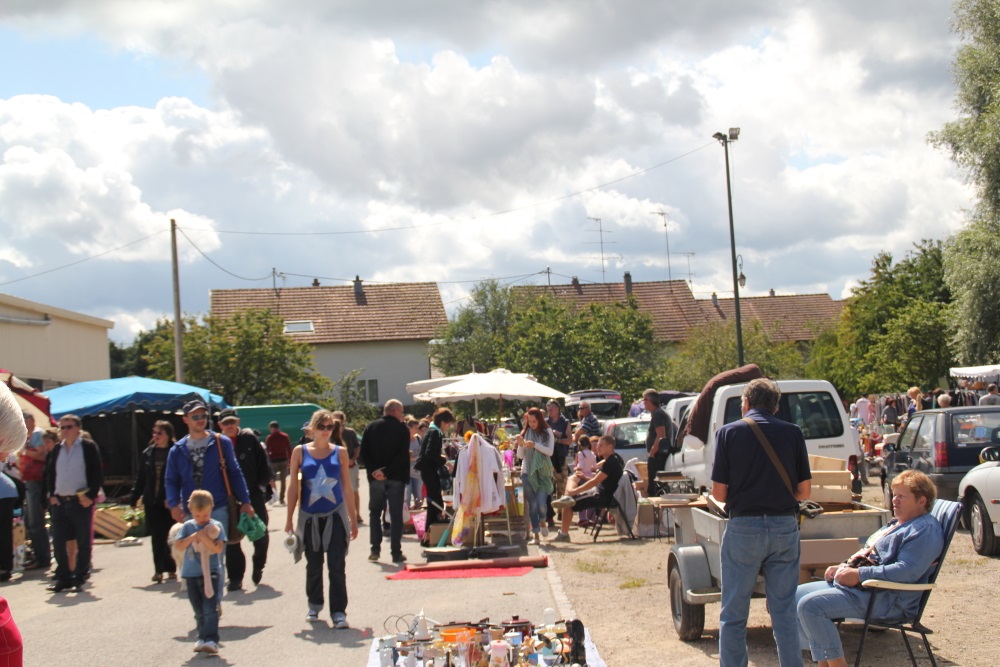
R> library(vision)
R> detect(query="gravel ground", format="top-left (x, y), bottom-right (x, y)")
top-left (548, 485), bottom-right (998, 666)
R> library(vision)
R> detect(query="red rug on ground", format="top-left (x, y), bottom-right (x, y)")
top-left (386, 566), bottom-right (534, 581)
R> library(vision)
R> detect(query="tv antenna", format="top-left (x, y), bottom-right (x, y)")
top-left (673, 252), bottom-right (696, 286)
top-left (584, 217), bottom-right (615, 283)
top-left (652, 209), bottom-right (672, 282)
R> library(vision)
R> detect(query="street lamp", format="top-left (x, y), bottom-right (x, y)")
top-left (713, 128), bottom-right (744, 366)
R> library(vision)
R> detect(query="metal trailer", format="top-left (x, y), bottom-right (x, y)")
top-left (667, 502), bottom-right (890, 641)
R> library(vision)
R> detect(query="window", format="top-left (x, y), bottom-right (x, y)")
top-left (356, 379), bottom-right (379, 404)
top-left (952, 412), bottom-right (1000, 447)
top-left (283, 320), bottom-right (314, 334)
top-left (723, 391), bottom-right (845, 439)
top-left (910, 416), bottom-right (936, 472)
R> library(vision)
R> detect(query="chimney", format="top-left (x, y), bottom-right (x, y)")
top-left (353, 275), bottom-right (363, 297)
top-left (571, 277), bottom-right (580, 289)
top-left (769, 288), bottom-right (775, 297)
top-left (312, 278), bottom-right (320, 287)
top-left (624, 271), bottom-right (633, 295)
top-left (711, 292), bottom-right (718, 307)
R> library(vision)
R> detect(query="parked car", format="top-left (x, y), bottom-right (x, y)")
top-left (602, 415), bottom-right (651, 463)
top-left (958, 446), bottom-right (1000, 556)
top-left (565, 389), bottom-right (623, 421)
top-left (881, 406), bottom-right (1000, 516)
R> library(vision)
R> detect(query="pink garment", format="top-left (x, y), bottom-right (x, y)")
top-left (575, 450), bottom-right (597, 478)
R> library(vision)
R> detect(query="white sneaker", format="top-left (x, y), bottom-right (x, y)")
top-left (551, 495), bottom-right (576, 510)
top-left (202, 641), bottom-right (219, 654)
top-left (307, 609), bottom-right (320, 622)
top-left (540, 524), bottom-right (549, 537)
top-left (332, 611), bottom-right (349, 629)
top-left (193, 640), bottom-right (205, 652)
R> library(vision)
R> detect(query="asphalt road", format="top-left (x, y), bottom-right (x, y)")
top-left (2, 487), bottom-right (568, 666)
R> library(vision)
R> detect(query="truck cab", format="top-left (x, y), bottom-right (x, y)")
top-left (565, 389), bottom-right (623, 422)
top-left (673, 379), bottom-right (860, 491)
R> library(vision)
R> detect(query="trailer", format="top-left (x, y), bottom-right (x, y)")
top-left (667, 500), bottom-right (890, 641)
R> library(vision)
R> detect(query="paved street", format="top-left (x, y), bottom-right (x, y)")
top-left (2, 487), bottom-right (570, 666)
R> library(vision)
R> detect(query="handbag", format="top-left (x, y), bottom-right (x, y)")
top-left (215, 436), bottom-right (245, 544)
top-left (740, 417), bottom-right (823, 521)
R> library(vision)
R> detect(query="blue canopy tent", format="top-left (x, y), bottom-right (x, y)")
top-left (46, 377), bottom-right (229, 494)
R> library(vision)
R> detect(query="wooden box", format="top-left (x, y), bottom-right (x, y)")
top-left (94, 508), bottom-right (130, 540)
top-left (809, 455), bottom-right (847, 471)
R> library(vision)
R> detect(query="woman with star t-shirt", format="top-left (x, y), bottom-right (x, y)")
top-left (285, 410), bottom-right (358, 629)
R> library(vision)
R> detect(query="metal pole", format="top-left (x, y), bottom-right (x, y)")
top-left (170, 218), bottom-right (185, 382)
top-left (721, 140), bottom-right (745, 366)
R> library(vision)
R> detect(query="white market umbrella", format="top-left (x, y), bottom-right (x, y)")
top-left (407, 370), bottom-right (539, 397)
top-left (420, 368), bottom-right (566, 418)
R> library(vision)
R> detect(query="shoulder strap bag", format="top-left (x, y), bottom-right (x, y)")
top-left (215, 435), bottom-right (245, 544)
top-left (740, 417), bottom-right (823, 520)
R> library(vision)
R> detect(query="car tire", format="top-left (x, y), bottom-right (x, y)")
top-left (669, 566), bottom-right (704, 642)
top-left (969, 492), bottom-right (1000, 557)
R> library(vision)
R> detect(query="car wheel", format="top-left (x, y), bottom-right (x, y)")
top-left (969, 493), bottom-right (1000, 557)
top-left (669, 566), bottom-right (704, 641)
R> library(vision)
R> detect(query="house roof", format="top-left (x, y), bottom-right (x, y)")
top-left (702, 293), bottom-right (843, 342)
top-left (516, 279), bottom-right (713, 342)
top-left (514, 278), bottom-right (841, 343)
top-left (210, 282), bottom-right (447, 345)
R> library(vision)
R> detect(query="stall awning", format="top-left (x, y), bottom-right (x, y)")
top-left (950, 365), bottom-right (1000, 380)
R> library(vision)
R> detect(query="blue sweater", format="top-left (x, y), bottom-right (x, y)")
top-left (165, 432), bottom-right (251, 512)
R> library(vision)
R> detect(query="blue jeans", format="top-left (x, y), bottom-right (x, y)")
top-left (24, 481), bottom-right (50, 565)
top-left (368, 479), bottom-right (404, 557)
top-left (796, 580), bottom-right (869, 661)
top-left (521, 474), bottom-right (547, 533)
top-left (720, 515), bottom-right (802, 667)
top-left (186, 571), bottom-right (221, 643)
top-left (407, 477), bottom-right (423, 506)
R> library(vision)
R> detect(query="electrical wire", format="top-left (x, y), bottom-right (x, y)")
top-left (175, 227), bottom-right (273, 282)
top-left (0, 230), bottom-right (166, 288)
top-left (179, 141), bottom-right (715, 237)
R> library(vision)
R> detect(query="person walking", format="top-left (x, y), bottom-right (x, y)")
top-left (417, 408), bottom-right (455, 533)
top-left (332, 411), bottom-right (363, 526)
top-left (360, 400), bottom-right (410, 563)
top-left (264, 421), bottom-right (291, 504)
top-left (285, 410), bottom-right (358, 628)
top-left (129, 420), bottom-right (177, 584)
top-left (514, 407), bottom-right (555, 546)
top-left (18, 412), bottom-right (50, 571)
top-left (712, 378), bottom-right (812, 667)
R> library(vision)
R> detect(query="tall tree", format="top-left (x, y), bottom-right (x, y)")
top-left (431, 279), bottom-right (517, 376)
top-left (930, 0), bottom-right (1000, 362)
top-left (143, 308), bottom-right (332, 405)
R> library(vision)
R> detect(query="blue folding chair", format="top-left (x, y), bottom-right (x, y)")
top-left (851, 499), bottom-right (962, 667)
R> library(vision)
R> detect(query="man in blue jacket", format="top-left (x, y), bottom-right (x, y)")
top-left (166, 400), bottom-right (254, 537)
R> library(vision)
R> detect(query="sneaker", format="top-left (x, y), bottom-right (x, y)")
top-left (392, 553), bottom-right (407, 564)
top-left (306, 609), bottom-right (320, 622)
top-left (540, 523), bottom-right (549, 537)
top-left (551, 531), bottom-right (571, 543)
top-left (252, 568), bottom-right (263, 585)
top-left (202, 641), bottom-right (219, 654)
top-left (532, 532), bottom-right (541, 546)
top-left (368, 552), bottom-right (380, 562)
top-left (332, 611), bottom-right (349, 629)
top-left (193, 640), bottom-right (205, 653)
top-left (551, 495), bottom-right (576, 510)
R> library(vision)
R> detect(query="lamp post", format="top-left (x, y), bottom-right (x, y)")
top-left (713, 128), bottom-right (744, 367)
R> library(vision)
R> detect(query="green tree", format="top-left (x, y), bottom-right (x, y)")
top-left (944, 216), bottom-right (1000, 362)
top-left (328, 369), bottom-right (379, 427)
top-left (109, 321), bottom-right (171, 378)
top-left (431, 279), bottom-right (518, 376)
top-left (144, 308), bottom-right (332, 405)
top-left (663, 319), bottom-right (805, 392)
top-left (860, 300), bottom-right (954, 391)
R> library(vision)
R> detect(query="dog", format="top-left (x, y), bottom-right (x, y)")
top-left (167, 523), bottom-right (187, 590)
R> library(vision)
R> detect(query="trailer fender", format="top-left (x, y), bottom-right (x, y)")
top-left (668, 544), bottom-right (717, 605)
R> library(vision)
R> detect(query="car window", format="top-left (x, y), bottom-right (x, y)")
top-left (897, 416), bottom-right (921, 451)
top-left (722, 391), bottom-right (844, 439)
top-left (910, 415), bottom-right (935, 472)
top-left (614, 421), bottom-right (649, 447)
top-left (951, 412), bottom-right (1000, 447)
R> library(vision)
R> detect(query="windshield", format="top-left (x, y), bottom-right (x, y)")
top-left (723, 391), bottom-right (845, 439)
top-left (951, 412), bottom-right (1000, 447)
top-left (612, 421), bottom-right (650, 447)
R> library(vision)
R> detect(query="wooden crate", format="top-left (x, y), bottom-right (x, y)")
top-left (809, 455), bottom-right (847, 471)
top-left (94, 508), bottom-right (130, 540)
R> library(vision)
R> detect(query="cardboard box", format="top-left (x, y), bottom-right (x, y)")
top-left (810, 486), bottom-right (853, 503)
top-left (800, 537), bottom-right (861, 566)
top-left (425, 523), bottom-right (449, 547)
top-left (809, 455), bottom-right (847, 471)
top-left (94, 508), bottom-right (130, 540)
top-left (811, 470), bottom-right (852, 486)
top-left (12, 523), bottom-right (25, 548)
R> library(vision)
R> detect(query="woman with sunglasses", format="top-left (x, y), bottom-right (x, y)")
top-left (131, 420), bottom-right (178, 583)
top-left (285, 410), bottom-right (358, 628)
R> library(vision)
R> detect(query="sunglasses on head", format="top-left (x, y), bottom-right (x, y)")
top-left (316, 423), bottom-right (335, 431)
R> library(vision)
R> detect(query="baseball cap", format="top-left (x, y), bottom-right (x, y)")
top-left (218, 408), bottom-right (239, 422)
top-left (182, 399), bottom-right (208, 415)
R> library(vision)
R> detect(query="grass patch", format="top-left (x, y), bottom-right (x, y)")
top-left (619, 578), bottom-right (648, 589)
top-left (574, 561), bottom-right (610, 574)
top-left (593, 549), bottom-right (616, 558)
top-left (950, 558), bottom-right (985, 567)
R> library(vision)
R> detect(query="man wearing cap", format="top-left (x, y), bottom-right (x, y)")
top-left (264, 421), bottom-right (291, 504)
top-left (44, 414), bottom-right (103, 592)
top-left (165, 400), bottom-right (254, 541)
top-left (217, 409), bottom-right (273, 590)
top-left (19, 412), bottom-right (51, 569)
top-left (360, 399), bottom-right (410, 563)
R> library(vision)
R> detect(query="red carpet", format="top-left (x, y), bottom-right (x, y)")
top-left (386, 566), bottom-right (534, 580)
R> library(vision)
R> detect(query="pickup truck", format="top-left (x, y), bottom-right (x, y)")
top-left (670, 379), bottom-right (864, 492)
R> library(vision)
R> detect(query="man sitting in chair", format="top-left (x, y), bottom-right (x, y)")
top-left (795, 469), bottom-right (943, 667)
top-left (549, 435), bottom-right (624, 543)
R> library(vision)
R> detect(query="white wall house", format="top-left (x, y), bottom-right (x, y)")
top-left (0, 292), bottom-right (114, 389)
top-left (210, 279), bottom-right (446, 407)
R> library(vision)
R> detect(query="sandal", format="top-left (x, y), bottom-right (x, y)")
top-left (152, 573), bottom-right (163, 584)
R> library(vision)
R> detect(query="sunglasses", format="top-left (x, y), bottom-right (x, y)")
top-left (316, 423), bottom-right (335, 431)
top-left (152, 431), bottom-right (165, 436)
top-left (188, 414), bottom-right (208, 421)
top-left (59, 425), bottom-right (77, 430)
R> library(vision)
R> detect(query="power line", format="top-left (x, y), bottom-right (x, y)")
top-left (0, 230), bottom-right (166, 288)
top-left (174, 227), bottom-right (272, 282)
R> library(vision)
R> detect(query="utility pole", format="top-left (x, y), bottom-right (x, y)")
top-left (713, 128), bottom-right (744, 367)
top-left (652, 209), bottom-right (672, 282)
top-left (170, 218), bottom-right (184, 383)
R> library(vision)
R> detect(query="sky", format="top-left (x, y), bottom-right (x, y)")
top-left (0, 1), bottom-right (973, 343)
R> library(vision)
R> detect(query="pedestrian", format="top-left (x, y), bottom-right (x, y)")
top-left (129, 420), bottom-right (177, 584)
top-left (405, 417), bottom-right (423, 511)
top-left (0, 383), bottom-right (25, 664)
top-left (18, 412), bottom-right (50, 571)
top-left (513, 407), bottom-right (555, 546)
top-left (264, 421), bottom-right (291, 504)
top-left (360, 400), bottom-right (410, 563)
top-left (417, 408), bottom-right (455, 535)
top-left (285, 410), bottom-right (358, 628)
top-left (175, 489), bottom-right (226, 655)
top-left (332, 411), bottom-right (363, 526)
top-left (642, 389), bottom-right (671, 497)
top-left (711, 378), bottom-right (811, 666)
top-left (216, 409), bottom-right (273, 590)
top-left (44, 414), bottom-right (103, 593)
top-left (545, 400), bottom-right (572, 529)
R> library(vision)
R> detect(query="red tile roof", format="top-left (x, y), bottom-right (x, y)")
top-left (702, 293), bottom-right (843, 342)
top-left (210, 282), bottom-right (447, 345)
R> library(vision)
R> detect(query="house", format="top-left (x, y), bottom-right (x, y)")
top-left (210, 278), bottom-right (448, 405)
top-left (516, 273), bottom-right (841, 344)
top-left (0, 292), bottom-right (114, 390)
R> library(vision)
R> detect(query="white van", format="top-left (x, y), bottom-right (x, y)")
top-left (670, 379), bottom-right (862, 492)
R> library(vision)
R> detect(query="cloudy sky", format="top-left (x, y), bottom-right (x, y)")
top-left (0, 1), bottom-right (972, 342)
